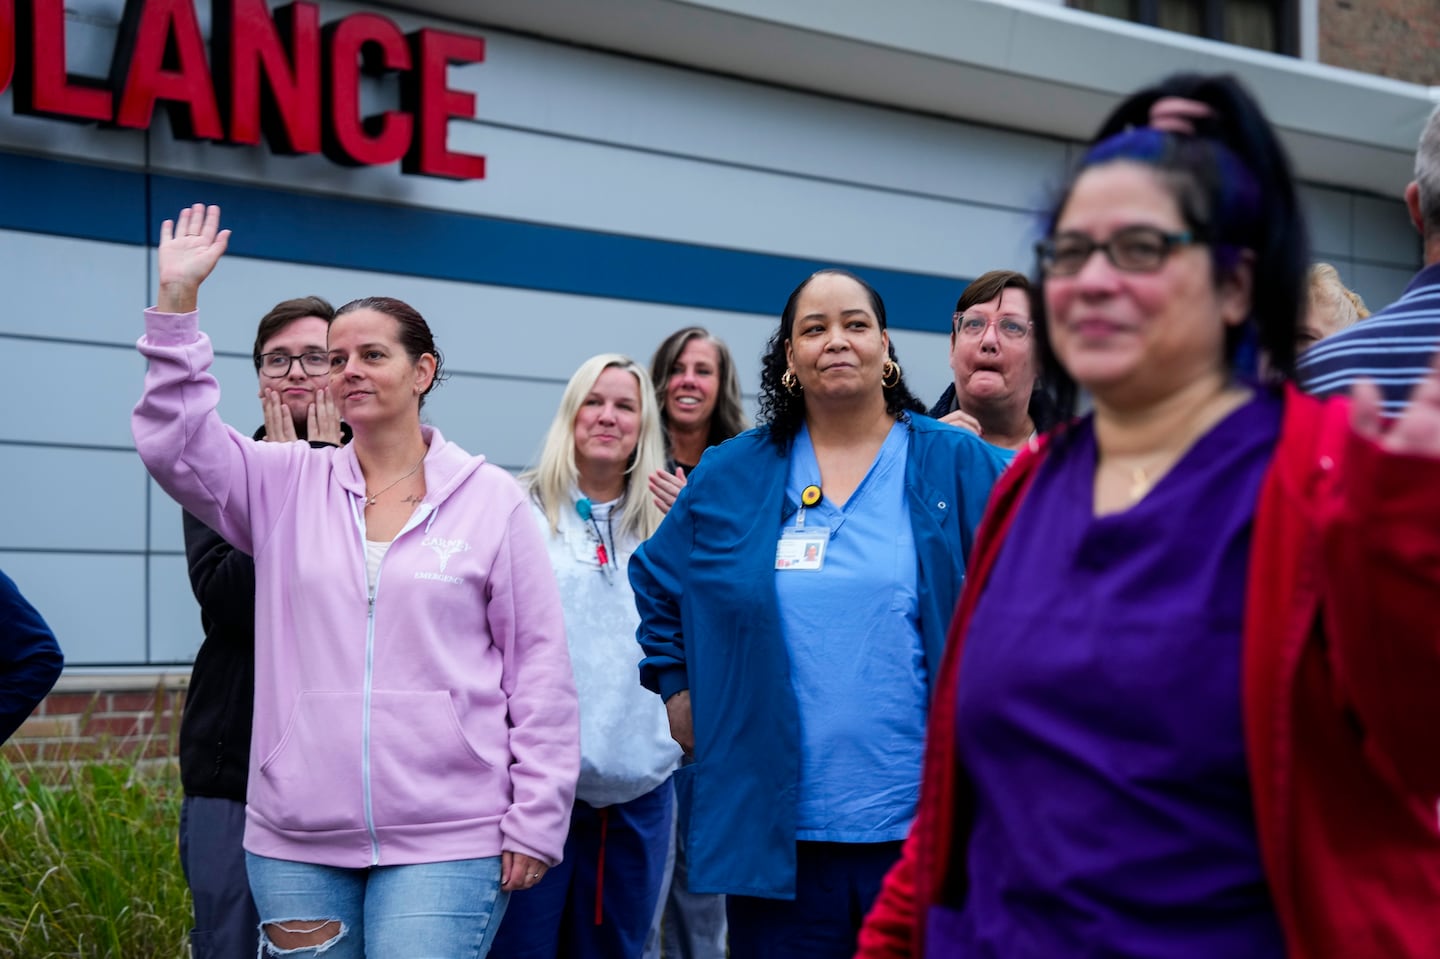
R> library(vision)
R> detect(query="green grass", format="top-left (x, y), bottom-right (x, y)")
top-left (0, 758), bottom-right (190, 958)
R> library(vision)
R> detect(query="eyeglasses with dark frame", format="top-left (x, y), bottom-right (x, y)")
top-left (257, 351), bottom-right (332, 378)
top-left (1036, 226), bottom-right (1200, 277)
top-left (953, 313), bottom-right (1031, 341)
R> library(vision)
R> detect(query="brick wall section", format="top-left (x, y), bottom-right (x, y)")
top-left (1321, 0), bottom-right (1439, 86)
top-left (2, 675), bottom-right (187, 778)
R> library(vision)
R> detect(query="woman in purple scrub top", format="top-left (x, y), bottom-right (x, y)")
top-left (859, 73), bottom-right (1440, 959)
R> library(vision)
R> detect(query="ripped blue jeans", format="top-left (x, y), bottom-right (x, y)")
top-left (245, 852), bottom-right (508, 958)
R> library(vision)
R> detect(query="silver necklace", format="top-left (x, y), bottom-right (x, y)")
top-left (365, 457), bottom-right (425, 507)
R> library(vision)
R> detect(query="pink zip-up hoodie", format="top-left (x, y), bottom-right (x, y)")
top-left (133, 309), bottom-right (578, 868)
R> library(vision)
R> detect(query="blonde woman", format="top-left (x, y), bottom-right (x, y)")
top-left (1299, 263), bottom-right (1369, 353)
top-left (491, 355), bottom-right (680, 959)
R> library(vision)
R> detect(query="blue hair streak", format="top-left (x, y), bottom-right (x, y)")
top-left (1079, 127), bottom-right (1265, 378)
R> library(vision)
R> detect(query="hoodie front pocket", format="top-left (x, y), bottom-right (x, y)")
top-left (254, 691), bottom-right (365, 832)
top-left (368, 690), bottom-right (500, 826)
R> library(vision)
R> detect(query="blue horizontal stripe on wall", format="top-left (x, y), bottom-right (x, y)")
top-left (0, 151), bottom-right (150, 245)
top-left (2, 150), bottom-right (968, 334)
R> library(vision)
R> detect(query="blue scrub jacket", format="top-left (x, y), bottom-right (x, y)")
top-left (631, 413), bottom-right (1006, 900)
top-left (0, 569), bottom-right (63, 745)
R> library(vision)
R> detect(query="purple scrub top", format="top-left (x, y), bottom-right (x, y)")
top-left (933, 389), bottom-right (1288, 958)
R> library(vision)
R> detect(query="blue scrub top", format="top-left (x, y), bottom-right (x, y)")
top-left (777, 421), bottom-right (926, 843)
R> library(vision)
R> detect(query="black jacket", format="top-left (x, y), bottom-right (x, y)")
top-left (927, 382), bottom-right (1062, 435)
top-left (178, 510), bottom-right (256, 800)
top-left (178, 425), bottom-right (349, 800)
top-left (0, 568), bottom-right (63, 745)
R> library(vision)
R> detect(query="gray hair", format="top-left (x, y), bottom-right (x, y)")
top-left (1416, 103), bottom-right (1440, 235)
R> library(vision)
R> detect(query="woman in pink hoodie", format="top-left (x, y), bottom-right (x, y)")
top-left (133, 204), bottom-right (580, 958)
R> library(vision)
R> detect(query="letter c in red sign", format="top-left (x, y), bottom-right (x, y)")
top-left (324, 13), bottom-right (412, 167)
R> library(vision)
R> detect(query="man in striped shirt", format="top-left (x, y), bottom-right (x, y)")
top-left (1297, 105), bottom-right (1440, 415)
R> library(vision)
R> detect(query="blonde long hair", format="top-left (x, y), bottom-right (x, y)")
top-left (523, 354), bottom-right (666, 543)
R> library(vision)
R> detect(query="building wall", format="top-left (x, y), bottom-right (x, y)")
top-left (3, 675), bottom-right (184, 775)
top-left (0, 0), bottom-right (1422, 670)
top-left (1320, 0), bottom-right (1440, 85)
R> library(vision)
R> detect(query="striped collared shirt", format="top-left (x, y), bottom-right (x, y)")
top-left (1295, 262), bottom-right (1440, 416)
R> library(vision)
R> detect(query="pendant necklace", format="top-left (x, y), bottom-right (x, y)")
top-left (1111, 443), bottom-right (1190, 503)
top-left (1127, 461), bottom-right (1165, 502)
top-left (365, 456), bottom-right (425, 507)
top-left (1107, 385), bottom-right (1243, 505)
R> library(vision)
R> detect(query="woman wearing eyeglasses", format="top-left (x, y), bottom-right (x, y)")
top-left (858, 74), bottom-right (1440, 959)
top-left (177, 295), bottom-right (346, 959)
top-left (490, 355), bottom-right (680, 959)
top-left (928, 271), bottom-right (1060, 459)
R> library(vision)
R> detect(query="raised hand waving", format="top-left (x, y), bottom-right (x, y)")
top-left (157, 203), bottom-right (230, 313)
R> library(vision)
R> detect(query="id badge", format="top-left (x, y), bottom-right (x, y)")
top-left (776, 526), bottom-right (828, 570)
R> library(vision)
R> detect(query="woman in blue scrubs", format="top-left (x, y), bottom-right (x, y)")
top-left (630, 269), bottom-right (1007, 958)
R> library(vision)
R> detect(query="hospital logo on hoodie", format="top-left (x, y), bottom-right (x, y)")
top-left (417, 536), bottom-right (471, 584)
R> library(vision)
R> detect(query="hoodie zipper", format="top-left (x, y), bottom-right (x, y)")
top-left (351, 494), bottom-right (434, 866)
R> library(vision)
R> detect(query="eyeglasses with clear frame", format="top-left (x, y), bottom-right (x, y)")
top-left (1036, 226), bottom-right (1199, 277)
top-left (257, 352), bottom-right (333, 378)
top-left (953, 313), bottom-right (1031, 341)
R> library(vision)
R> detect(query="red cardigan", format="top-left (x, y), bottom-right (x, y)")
top-left (858, 388), bottom-right (1440, 958)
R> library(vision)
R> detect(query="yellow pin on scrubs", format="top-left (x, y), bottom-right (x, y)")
top-left (800, 485), bottom-right (822, 507)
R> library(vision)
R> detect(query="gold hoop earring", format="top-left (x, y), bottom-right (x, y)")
top-left (882, 358), bottom-right (901, 388)
top-left (781, 369), bottom-right (801, 393)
